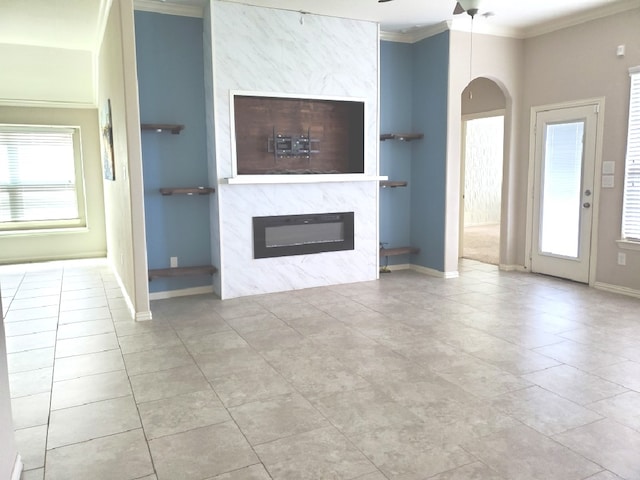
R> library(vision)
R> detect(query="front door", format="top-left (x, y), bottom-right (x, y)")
top-left (531, 104), bottom-right (599, 283)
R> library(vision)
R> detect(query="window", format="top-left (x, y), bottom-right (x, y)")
top-left (0, 125), bottom-right (85, 232)
top-left (622, 66), bottom-right (640, 242)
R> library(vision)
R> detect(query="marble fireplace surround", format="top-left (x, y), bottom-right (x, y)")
top-left (211, 2), bottom-right (380, 299)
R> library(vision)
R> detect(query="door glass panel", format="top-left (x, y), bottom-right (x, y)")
top-left (540, 121), bottom-right (584, 258)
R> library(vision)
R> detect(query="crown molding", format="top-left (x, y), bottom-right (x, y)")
top-left (380, 21), bottom-right (451, 44)
top-left (448, 18), bottom-right (520, 38)
top-left (381, 19), bottom-right (519, 43)
top-left (523, 0), bottom-right (640, 38)
top-left (95, 0), bottom-right (113, 52)
top-left (380, 0), bottom-right (640, 43)
top-left (133, 0), bottom-right (204, 18)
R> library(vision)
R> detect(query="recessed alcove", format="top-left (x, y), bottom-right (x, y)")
top-left (232, 93), bottom-right (365, 175)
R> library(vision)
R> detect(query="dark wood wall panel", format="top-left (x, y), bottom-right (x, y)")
top-left (234, 96), bottom-right (364, 175)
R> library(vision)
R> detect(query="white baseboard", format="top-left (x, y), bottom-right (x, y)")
top-left (149, 285), bottom-right (215, 301)
top-left (135, 311), bottom-right (153, 322)
top-left (380, 263), bottom-right (411, 272)
top-left (11, 454), bottom-right (22, 480)
top-left (409, 264), bottom-right (459, 279)
top-left (109, 262), bottom-right (136, 321)
top-left (0, 251), bottom-right (107, 266)
top-left (593, 282), bottom-right (640, 299)
top-left (499, 264), bottom-right (528, 272)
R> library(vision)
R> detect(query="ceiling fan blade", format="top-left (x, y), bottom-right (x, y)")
top-left (453, 2), bottom-right (465, 14)
top-left (378, 0), bottom-right (394, 2)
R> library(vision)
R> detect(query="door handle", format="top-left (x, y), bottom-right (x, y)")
top-left (583, 202), bottom-right (591, 208)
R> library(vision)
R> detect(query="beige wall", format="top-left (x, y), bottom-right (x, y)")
top-left (0, 295), bottom-right (19, 479)
top-left (97, 0), bottom-right (150, 319)
top-left (447, 31), bottom-right (525, 272)
top-left (462, 77), bottom-right (506, 116)
top-left (0, 43), bottom-right (93, 105)
top-left (522, 8), bottom-right (640, 291)
top-left (0, 107), bottom-right (107, 264)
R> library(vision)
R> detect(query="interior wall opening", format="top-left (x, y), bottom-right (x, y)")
top-left (459, 77), bottom-right (506, 266)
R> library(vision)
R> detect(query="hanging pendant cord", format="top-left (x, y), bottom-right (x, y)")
top-left (469, 15), bottom-right (474, 99)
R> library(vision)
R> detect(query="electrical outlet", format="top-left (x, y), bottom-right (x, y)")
top-left (617, 252), bottom-right (626, 266)
top-left (170, 256), bottom-right (178, 268)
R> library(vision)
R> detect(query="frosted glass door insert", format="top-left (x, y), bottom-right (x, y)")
top-left (539, 121), bottom-right (585, 258)
top-left (531, 103), bottom-right (598, 284)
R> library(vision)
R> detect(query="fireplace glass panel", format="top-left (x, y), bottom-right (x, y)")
top-left (253, 212), bottom-right (354, 259)
top-left (265, 223), bottom-right (344, 248)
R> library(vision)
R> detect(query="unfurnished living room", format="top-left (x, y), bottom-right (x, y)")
top-left (1, 0), bottom-right (640, 479)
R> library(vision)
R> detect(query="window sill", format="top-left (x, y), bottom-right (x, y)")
top-left (0, 226), bottom-right (89, 237)
top-left (616, 239), bottom-right (640, 251)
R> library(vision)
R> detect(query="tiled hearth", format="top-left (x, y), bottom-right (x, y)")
top-left (3, 258), bottom-right (640, 479)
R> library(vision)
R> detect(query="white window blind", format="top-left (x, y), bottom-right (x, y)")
top-left (0, 126), bottom-right (80, 227)
top-left (622, 67), bottom-right (640, 241)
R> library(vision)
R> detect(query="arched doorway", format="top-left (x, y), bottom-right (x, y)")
top-left (459, 77), bottom-right (506, 265)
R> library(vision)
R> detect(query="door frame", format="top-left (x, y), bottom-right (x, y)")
top-left (525, 98), bottom-right (606, 285)
top-left (459, 109), bottom-right (505, 258)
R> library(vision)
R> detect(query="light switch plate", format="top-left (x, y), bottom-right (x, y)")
top-left (602, 161), bottom-right (615, 174)
top-left (602, 175), bottom-right (614, 188)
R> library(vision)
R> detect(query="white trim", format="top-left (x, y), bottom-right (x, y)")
top-left (523, 0), bottom-right (640, 39)
top-left (617, 239), bottom-right (640, 251)
top-left (109, 261), bottom-right (136, 321)
top-left (11, 455), bottom-right (22, 480)
top-left (380, 21), bottom-right (451, 44)
top-left (410, 264), bottom-right (460, 279)
top-left (221, 175), bottom-right (387, 185)
top-left (0, 99), bottom-right (96, 109)
top-left (95, 0), bottom-right (113, 52)
top-left (381, 263), bottom-right (411, 272)
top-left (525, 97), bottom-right (606, 282)
top-left (228, 90), bottom-right (369, 181)
top-left (448, 18), bottom-right (519, 38)
top-left (376, 24), bottom-right (382, 279)
top-left (594, 281), bottom-right (640, 300)
top-left (380, 1), bottom-right (640, 44)
top-left (149, 285), bottom-right (215, 300)
top-left (461, 109), bottom-right (506, 122)
top-left (229, 90), bottom-right (366, 104)
top-left (589, 99), bottom-right (606, 287)
top-left (133, 0), bottom-right (204, 17)
top-left (631, 66), bottom-right (640, 75)
top-left (0, 251), bottom-right (107, 266)
top-left (135, 310), bottom-right (153, 322)
top-left (93, 0), bottom-right (113, 104)
top-left (499, 264), bottom-right (528, 272)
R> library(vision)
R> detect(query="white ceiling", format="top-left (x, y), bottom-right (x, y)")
top-left (0, 0), bottom-right (105, 50)
top-left (0, 0), bottom-right (639, 51)
top-left (223, 0), bottom-right (640, 37)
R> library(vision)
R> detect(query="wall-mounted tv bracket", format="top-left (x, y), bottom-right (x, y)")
top-left (267, 127), bottom-right (320, 160)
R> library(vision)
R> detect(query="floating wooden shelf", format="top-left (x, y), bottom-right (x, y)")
top-left (148, 265), bottom-right (218, 281)
top-left (380, 180), bottom-right (408, 188)
top-left (380, 133), bottom-right (424, 142)
top-left (141, 124), bottom-right (185, 134)
top-left (159, 187), bottom-right (215, 196)
top-left (380, 246), bottom-right (420, 257)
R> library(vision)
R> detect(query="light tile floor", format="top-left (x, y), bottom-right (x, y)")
top-left (2, 258), bottom-right (640, 479)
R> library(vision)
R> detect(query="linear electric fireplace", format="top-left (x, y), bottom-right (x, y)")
top-left (253, 212), bottom-right (354, 259)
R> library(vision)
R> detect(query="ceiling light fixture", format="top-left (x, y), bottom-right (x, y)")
top-left (454, 0), bottom-right (482, 18)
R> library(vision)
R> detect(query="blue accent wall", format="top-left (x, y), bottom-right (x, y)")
top-left (410, 31), bottom-right (450, 271)
top-left (379, 41), bottom-right (413, 265)
top-left (135, 11), bottom-right (213, 293)
top-left (380, 34), bottom-right (450, 271)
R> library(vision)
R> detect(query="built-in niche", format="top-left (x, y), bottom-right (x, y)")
top-left (232, 93), bottom-right (365, 175)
